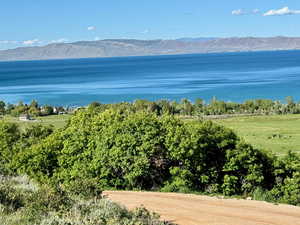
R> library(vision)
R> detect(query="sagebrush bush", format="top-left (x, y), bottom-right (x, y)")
top-left (39, 199), bottom-right (171, 225)
top-left (0, 182), bottom-right (27, 212)
top-left (0, 175), bottom-right (173, 225)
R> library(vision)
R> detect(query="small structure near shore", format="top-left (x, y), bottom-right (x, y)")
top-left (19, 114), bottom-right (32, 121)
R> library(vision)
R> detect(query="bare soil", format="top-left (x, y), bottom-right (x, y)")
top-left (104, 191), bottom-right (300, 225)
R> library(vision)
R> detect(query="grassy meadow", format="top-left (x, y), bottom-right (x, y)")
top-left (0, 114), bottom-right (71, 130)
top-left (216, 114), bottom-right (300, 156)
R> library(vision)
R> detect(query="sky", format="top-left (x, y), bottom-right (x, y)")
top-left (1, 0), bottom-right (300, 50)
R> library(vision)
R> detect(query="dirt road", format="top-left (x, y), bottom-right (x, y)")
top-left (104, 191), bottom-right (300, 225)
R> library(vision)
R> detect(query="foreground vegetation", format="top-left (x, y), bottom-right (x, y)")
top-left (1, 103), bottom-right (300, 207)
top-left (1, 99), bottom-right (300, 224)
top-left (0, 175), bottom-right (171, 225)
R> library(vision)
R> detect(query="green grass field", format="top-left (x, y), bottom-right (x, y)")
top-left (1, 114), bottom-right (71, 130)
top-left (216, 114), bottom-right (300, 155)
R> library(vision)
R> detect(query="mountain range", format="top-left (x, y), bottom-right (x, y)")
top-left (1, 37), bottom-right (300, 61)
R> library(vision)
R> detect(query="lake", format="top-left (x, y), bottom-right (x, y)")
top-left (1, 50), bottom-right (300, 106)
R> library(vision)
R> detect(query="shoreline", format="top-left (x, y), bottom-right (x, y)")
top-left (1, 48), bottom-right (300, 63)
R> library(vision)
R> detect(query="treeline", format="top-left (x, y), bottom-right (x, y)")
top-left (1, 106), bottom-right (300, 207)
top-left (1, 96), bottom-right (300, 118)
top-left (127, 96), bottom-right (300, 116)
top-left (0, 100), bottom-right (68, 117)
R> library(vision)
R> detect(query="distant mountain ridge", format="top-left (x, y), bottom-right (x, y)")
top-left (1, 37), bottom-right (300, 61)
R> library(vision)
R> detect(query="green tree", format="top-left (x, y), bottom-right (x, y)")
top-left (42, 105), bottom-right (54, 116)
top-left (222, 142), bottom-right (274, 195)
top-left (0, 101), bottom-right (5, 115)
top-left (163, 120), bottom-right (238, 192)
top-left (10, 101), bottom-right (28, 117)
top-left (30, 100), bottom-right (39, 109)
top-left (194, 98), bottom-right (204, 115)
top-left (0, 121), bottom-right (20, 174)
top-left (180, 98), bottom-right (193, 115)
top-left (88, 101), bottom-right (102, 109)
top-left (5, 103), bottom-right (14, 114)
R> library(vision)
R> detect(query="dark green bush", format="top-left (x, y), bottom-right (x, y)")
top-left (269, 151), bottom-right (300, 205)
top-left (0, 122), bottom-right (20, 174)
top-left (0, 121), bottom-right (54, 175)
top-left (16, 109), bottom-right (276, 198)
top-left (222, 142), bottom-right (275, 195)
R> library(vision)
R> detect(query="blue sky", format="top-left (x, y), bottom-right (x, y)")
top-left (1, 0), bottom-right (300, 49)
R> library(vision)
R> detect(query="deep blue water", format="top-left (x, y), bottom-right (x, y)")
top-left (1, 50), bottom-right (300, 106)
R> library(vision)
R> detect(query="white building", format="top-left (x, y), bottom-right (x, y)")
top-left (19, 114), bottom-right (31, 121)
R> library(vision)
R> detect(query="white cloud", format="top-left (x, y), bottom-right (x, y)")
top-left (0, 40), bottom-right (18, 44)
top-left (94, 37), bottom-right (100, 41)
top-left (50, 38), bottom-right (68, 43)
top-left (253, 9), bottom-right (260, 14)
top-left (87, 26), bottom-right (96, 31)
top-left (141, 29), bottom-right (149, 34)
top-left (264, 6), bottom-right (300, 16)
top-left (232, 9), bottom-right (245, 15)
top-left (23, 39), bottom-right (41, 45)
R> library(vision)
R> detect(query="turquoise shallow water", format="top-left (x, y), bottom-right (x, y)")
top-left (1, 50), bottom-right (300, 106)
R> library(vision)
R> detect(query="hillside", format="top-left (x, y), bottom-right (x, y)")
top-left (1, 37), bottom-right (300, 61)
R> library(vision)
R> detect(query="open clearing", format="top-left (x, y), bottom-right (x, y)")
top-left (104, 191), bottom-right (300, 225)
top-left (1, 114), bottom-right (71, 130)
top-left (215, 114), bottom-right (300, 155)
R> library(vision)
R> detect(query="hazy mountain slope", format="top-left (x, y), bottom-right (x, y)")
top-left (197, 37), bottom-right (300, 52)
top-left (176, 37), bottom-right (218, 42)
top-left (1, 37), bottom-right (300, 61)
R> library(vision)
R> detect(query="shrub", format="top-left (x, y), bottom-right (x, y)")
top-left (164, 120), bottom-right (238, 192)
top-left (16, 109), bottom-right (246, 195)
top-left (0, 175), bottom-right (172, 225)
top-left (270, 152), bottom-right (300, 205)
top-left (222, 142), bottom-right (275, 195)
top-left (252, 187), bottom-right (275, 202)
top-left (270, 172), bottom-right (300, 205)
top-left (0, 122), bottom-right (20, 174)
top-left (0, 182), bottom-right (27, 212)
top-left (39, 199), bottom-right (173, 225)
